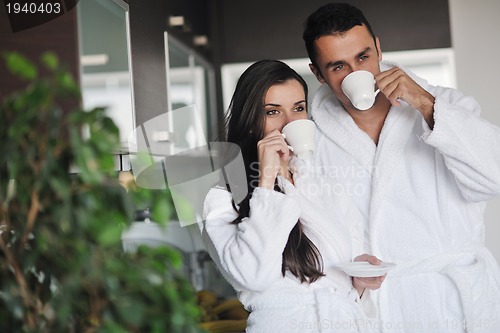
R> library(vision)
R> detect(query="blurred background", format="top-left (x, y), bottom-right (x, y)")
top-left (1, 0), bottom-right (499, 292)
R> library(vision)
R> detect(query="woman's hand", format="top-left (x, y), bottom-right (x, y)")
top-left (257, 129), bottom-right (291, 189)
top-left (351, 254), bottom-right (386, 297)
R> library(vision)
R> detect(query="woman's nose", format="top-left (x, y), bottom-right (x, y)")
top-left (282, 115), bottom-right (293, 129)
top-left (288, 110), bottom-right (299, 121)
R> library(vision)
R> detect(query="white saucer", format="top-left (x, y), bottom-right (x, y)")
top-left (335, 262), bottom-right (396, 277)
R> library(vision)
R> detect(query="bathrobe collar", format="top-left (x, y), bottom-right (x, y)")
top-left (310, 61), bottom-right (428, 222)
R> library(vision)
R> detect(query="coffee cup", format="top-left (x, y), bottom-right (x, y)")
top-left (341, 70), bottom-right (380, 110)
top-left (281, 119), bottom-right (316, 160)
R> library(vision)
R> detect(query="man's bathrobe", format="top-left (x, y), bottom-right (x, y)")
top-left (202, 158), bottom-right (374, 333)
top-left (311, 61), bottom-right (500, 332)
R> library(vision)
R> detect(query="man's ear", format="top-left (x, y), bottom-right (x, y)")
top-left (309, 63), bottom-right (325, 84)
top-left (375, 37), bottom-right (382, 62)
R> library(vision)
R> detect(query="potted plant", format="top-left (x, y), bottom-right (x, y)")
top-left (0, 52), bottom-right (202, 332)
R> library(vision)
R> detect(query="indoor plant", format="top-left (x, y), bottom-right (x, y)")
top-left (0, 52), bottom-right (202, 333)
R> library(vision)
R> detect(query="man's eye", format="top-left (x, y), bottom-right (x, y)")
top-left (333, 65), bottom-right (344, 72)
top-left (359, 55), bottom-right (368, 61)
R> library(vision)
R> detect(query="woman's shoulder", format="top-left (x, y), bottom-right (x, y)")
top-left (205, 185), bottom-right (231, 205)
top-left (202, 185), bottom-right (235, 222)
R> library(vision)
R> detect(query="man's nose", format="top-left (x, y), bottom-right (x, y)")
top-left (348, 63), bottom-right (363, 74)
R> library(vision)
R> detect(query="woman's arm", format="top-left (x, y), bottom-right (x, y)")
top-left (202, 187), bottom-right (300, 292)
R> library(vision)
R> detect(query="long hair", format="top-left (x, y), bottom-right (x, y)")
top-left (222, 59), bottom-right (324, 283)
top-left (303, 3), bottom-right (377, 68)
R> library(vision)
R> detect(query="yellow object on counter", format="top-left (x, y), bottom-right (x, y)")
top-left (199, 319), bottom-right (247, 333)
top-left (212, 298), bottom-right (244, 316)
top-left (197, 290), bottom-right (249, 332)
top-left (197, 289), bottom-right (219, 308)
top-left (118, 171), bottom-right (136, 191)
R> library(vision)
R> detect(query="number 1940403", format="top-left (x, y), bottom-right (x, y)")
top-left (6, 2), bottom-right (62, 15)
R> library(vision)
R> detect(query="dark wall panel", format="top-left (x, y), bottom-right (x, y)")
top-left (0, 0), bottom-right (451, 125)
top-left (0, 4), bottom-right (79, 102)
top-left (127, 0), bottom-right (212, 125)
top-left (219, 0), bottom-right (451, 64)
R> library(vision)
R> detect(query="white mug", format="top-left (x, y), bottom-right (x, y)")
top-left (281, 119), bottom-right (316, 160)
top-left (341, 70), bottom-right (380, 110)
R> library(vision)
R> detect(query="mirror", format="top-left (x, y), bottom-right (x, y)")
top-left (77, 0), bottom-right (134, 151)
top-left (164, 32), bottom-right (217, 154)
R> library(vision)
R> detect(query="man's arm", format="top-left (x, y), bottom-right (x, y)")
top-left (422, 85), bottom-right (500, 201)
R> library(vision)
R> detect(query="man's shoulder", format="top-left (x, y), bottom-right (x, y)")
top-left (310, 84), bottom-right (336, 114)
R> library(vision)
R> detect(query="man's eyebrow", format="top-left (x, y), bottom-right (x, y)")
top-left (325, 60), bottom-right (344, 70)
top-left (324, 47), bottom-right (373, 70)
top-left (356, 47), bottom-right (371, 58)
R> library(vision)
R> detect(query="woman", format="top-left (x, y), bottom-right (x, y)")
top-left (202, 60), bottom-right (383, 332)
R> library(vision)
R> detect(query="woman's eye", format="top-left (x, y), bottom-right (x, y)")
top-left (266, 109), bottom-right (279, 116)
top-left (294, 106), bottom-right (305, 112)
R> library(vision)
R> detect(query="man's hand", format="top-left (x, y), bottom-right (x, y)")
top-left (376, 67), bottom-right (435, 128)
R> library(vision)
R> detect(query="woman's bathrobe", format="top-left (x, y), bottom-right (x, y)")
top-left (310, 60), bottom-right (500, 332)
top-left (202, 158), bottom-right (374, 333)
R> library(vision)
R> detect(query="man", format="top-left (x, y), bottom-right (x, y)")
top-left (303, 3), bottom-right (500, 332)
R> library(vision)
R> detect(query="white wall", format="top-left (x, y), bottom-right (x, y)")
top-left (449, 0), bottom-right (500, 262)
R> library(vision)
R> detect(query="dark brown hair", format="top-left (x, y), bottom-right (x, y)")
top-left (222, 59), bottom-right (324, 283)
top-left (303, 3), bottom-right (377, 69)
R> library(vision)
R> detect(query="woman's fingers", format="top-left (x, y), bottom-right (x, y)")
top-left (257, 130), bottom-right (291, 188)
top-left (353, 253), bottom-right (382, 265)
top-left (258, 130), bottom-right (291, 160)
top-left (352, 253), bottom-right (386, 291)
top-left (353, 275), bottom-right (386, 290)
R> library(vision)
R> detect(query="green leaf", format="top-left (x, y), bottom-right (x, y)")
top-left (41, 51), bottom-right (58, 70)
top-left (152, 194), bottom-right (172, 223)
top-left (97, 223), bottom-right (122, 246)
top-left (0, 52), bottom-right (202, 332)
top-left (4, 52), bottom-right (37, 80)
top-left (56, 71), bottom-right (79, 95)
top-left (117, 298), bottom-right (144, 326)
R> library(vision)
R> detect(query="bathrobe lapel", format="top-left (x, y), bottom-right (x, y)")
top-left (369, 105), bottom-right (419, 226)
top-left (368, 61), bottom-right (430, 228)
top-left (311, 84), bottom-right (376, 168)
top-left (311, 78), bottom-right (421, 240)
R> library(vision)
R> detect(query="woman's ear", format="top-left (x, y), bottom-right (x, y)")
top-left (309, 63), bottom-right (325, 84)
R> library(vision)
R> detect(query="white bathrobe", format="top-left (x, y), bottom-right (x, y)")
top-left (202, 157), bottom-right (375, 333)
top-left (310, 61), bottom-right (500, 332)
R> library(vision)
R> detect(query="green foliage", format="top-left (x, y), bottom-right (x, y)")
top-left (0, 52), bottom-right (202, 332)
